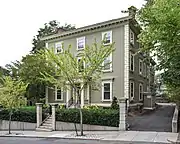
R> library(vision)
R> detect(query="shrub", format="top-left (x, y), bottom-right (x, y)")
top-left (56, 108), bottom-right (119, 127)
top-left (111, 97), bottom-right (119, 109)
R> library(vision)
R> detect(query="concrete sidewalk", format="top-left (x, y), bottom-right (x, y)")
top-left (0, 131), bottom-right (179, 143)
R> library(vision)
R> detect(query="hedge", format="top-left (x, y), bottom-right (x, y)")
top-left (56, 108), bottom-right (119, 127)
top-left (0, 108), bottom-right (119, 127)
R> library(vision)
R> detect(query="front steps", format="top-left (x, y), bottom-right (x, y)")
top-left (36, 115), bottom-right (53, 132)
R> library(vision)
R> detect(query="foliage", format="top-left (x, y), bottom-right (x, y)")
top-left (138, 0), bottom-right (180, 102)
top-left (0, 108), bottom-right (36, 123)
top-left (56, 108), bottom-right (119, 127)
top-left (32, 20), bottom-right (76, 52)
top-left (0, 76), bottom-right (27, 110)
top-left (111, 97), bottom-right (119, 109)
top-left (83, 105), bottom-right (100, 110)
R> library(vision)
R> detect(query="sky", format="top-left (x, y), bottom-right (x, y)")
top-left (0, 0), bottom-right (145, 67)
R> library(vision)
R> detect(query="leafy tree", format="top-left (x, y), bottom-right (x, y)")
top-left (0, 76), bottom-right (27, 134)
top-left (138, 0), bottom-right (180, 102)
top-left (19, 50), bottom-right (55, 103)
top-left (32, 20), bottom-right (76, 52)
top-left (41, 41), bottom-right (115, 136)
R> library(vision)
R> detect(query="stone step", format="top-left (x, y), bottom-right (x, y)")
top-left (42, 123), bottom-right (52, 127)
top-left (36, 127), bottom-right (52, 132)
top-left (44, 120), bottom-right (52, 124)
top-left (39, 125), bottom-right (53, 129)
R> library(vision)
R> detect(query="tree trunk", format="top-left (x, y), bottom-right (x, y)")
top-left (79, 107), bottom-right (83, 136)
top-left (8, 110), bottom-right (12, 134)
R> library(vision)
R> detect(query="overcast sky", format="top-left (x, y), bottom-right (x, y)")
top-left (0, 0), bottom-right (145, 67)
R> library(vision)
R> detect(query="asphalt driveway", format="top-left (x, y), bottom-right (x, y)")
top-left (127, 105), bottom-right (175, 132)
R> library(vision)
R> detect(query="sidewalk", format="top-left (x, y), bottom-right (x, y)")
top-left (0, 131), bottom-right (179, 143)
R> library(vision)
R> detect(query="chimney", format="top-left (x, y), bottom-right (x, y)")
top-left (128, 6), bottom-right (137, 18)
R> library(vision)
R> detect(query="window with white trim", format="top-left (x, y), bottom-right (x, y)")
top-left (102, 31), bottom-right (112, 45)
top-left (130, 29), bottom-right (135, 45)
top-left (55, 86), bottom-right (63, 100)
top-left (102, 53), bottom-right (112, 72)
top-left (55, 42), bottom-right (63, 53)
top-left (77, 57), bottom-right (85, 72)
top-left (139, 83), bottom-right (143, 100)
top-left (139, 59), bottom-right (143, 75)
top-left (130, 81), bottom-right (134, 100)
top-left (77, 37), bottom-right (85, 50)
top-left (102, 80), bottom-right (112, 101)
top-left (130, 52), bottom-right (134, 71)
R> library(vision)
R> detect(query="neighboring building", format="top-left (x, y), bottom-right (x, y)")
top-left (41, 13), bottom-right (155, 107)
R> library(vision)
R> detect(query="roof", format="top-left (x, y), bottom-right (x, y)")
top-left (41, 16), bottom-right (133, 41)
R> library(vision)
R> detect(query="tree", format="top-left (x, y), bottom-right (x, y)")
top-left (19, 50), bottom-right (55, 103)
top-left (111, 97), bottom-right (119, 109)
top-left (0, 76), bottom-right (27, 134)
top-left (32, 20), bottom-right (76, 52)
top-left (41, 40), bottom-right (115, 136)
top-left (138, 0), bottom-right (180, 102)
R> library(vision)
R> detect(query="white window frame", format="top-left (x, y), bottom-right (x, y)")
top-left (130, 29), bottom-right (135, 45)
top-left (102, 80), bottom-right (112, 101)
top-left (77, 57), bottom-right (85, 72)
top-left (102, 31), bottom-right (112, 45)
top-left (55, 86), bottom-right (63, 101)
top-left (139, 83), bottom-right (143, 101)
top-left (76, 37), bottom-right (85, 50)
top-left (139, 59), bottom-right (143, 75)
top-left (130, 52), bottom-right (134, 71)
top-left (130, 81), bottom-right (134, 100)
top-left (102, 53), bottom-right (113, 72)
top-left (55, 42), bottom-right (63, 53)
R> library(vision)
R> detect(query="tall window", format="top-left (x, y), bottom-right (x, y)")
top-left (130, 29), bottom-right (135, 45)
top-left (102, 31), bottom-right (112, 45)
top-left (55, 86), bottom-right (63, 100)
top-left (102, 80), bottom-right (112, 101)
top-left (77, 57), bottom-right (85, 72)
top-left (102, 53), bottom-right (112, 72)
top-left (130, 52), bottom-right (134, 71)
top-left (77, 37), bottom-right (85, 50)
top-left (130, 81), bottom-right (134, 100)
top-left (139, 83), bottom-right (143, 100)
top-left (55, 42), bottom-right (63, 53)
top-left (147, 66), bottom-right (149, 79)
top-left (139, 59), bottom-right (143, 75)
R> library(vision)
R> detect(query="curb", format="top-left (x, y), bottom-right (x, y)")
top-left (0, 135), bottom-right (172, 144)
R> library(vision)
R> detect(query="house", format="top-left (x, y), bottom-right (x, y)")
top-left (41, 11), bottom-right (155, 108)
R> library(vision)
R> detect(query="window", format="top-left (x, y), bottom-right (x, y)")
top-left (55, 86), bottom-right (63, 100)
top-left (139, 59), bottom-right (143, 75)
top-left (102, 31), bottom-right (112, 45)
top-left (102, 53), bottom-right (112, 72)
top-left (144, 63), bottom-right (146, 77)
top-left (147, 66), bottom-right (149, 78)
top-left (130, 81), bottom-right (134, 100)
top-left (102, 80), bottom-right (112, 101)
top-left (139, 83), bottom-right (143, 100)
top-left (77, 37), bottom-right (85, 50)
top-left (130, 29), bottom-right (135, 45)
top-left (130, 52), bottom-right (134, 71)
top-left (55, 42), bottom-right (63, 53)
top-left (77, 57), bottom-right (85, 72)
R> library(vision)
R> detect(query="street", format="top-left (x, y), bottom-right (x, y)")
top-left (0, 137), bottom-right (169, 144)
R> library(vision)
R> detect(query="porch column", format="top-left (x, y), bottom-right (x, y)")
top-left (81, 84), bottom-right (84, 108)
top-left (45, 86), bottom-right (48, 104)
top-left (119, 98), bottom-right (127, 131)
top-left (36, 103), bottom-right (43, 128)
top-left (51, 104), bottom-right (56, 130)
top-left (87, 84), bottom-right (90, 101)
